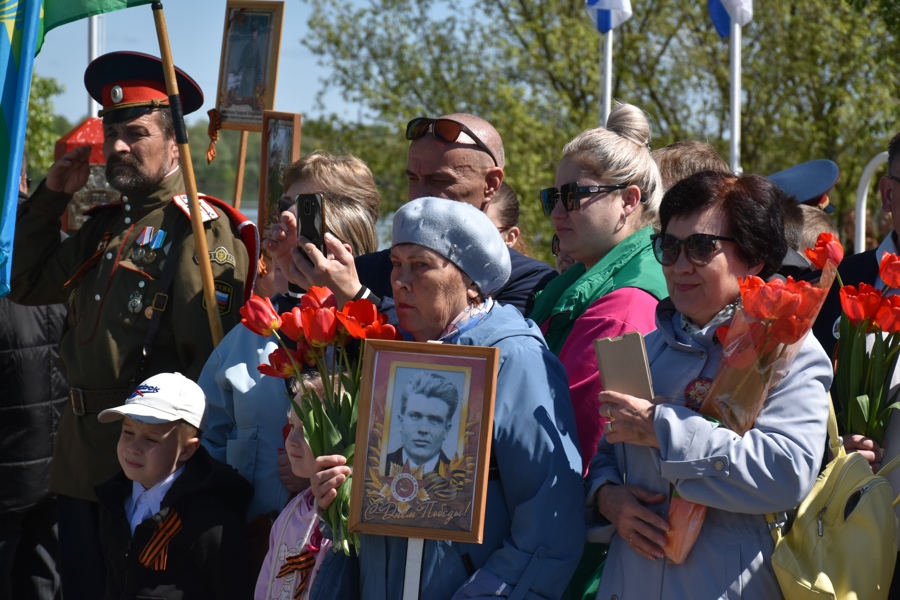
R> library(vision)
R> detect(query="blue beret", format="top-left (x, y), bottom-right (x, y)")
top-left (392, 197), bottom-right (511, 296)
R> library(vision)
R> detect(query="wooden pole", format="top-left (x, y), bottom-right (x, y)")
top-left (151, 2), bottom-right (224, 346)
top-left (233, 130), bottom-right (248, 210)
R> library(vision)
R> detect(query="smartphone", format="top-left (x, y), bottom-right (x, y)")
top-left (295, 193), bottom-right (326, 254)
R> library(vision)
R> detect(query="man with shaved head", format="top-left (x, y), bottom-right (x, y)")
top-left (268, 113), bottom-right (557, 317)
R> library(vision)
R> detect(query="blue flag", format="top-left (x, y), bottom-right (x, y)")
top-left (709, 0), bottom-right (753, 39)
top-left (585, 0), bottom-right (633, 34)
top-left (0, 0), bottom-right (41, 297)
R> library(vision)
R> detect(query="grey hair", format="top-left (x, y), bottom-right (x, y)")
top-left (561, 102), bottom-right (663, 226)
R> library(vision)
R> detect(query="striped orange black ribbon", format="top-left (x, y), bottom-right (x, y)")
top-left (276, 549), bottom-right (315, 599)
top-left (138, 510), bottom-right (183, 571)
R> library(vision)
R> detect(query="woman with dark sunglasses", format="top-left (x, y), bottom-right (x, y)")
top-left (530, 103), bottom-right (668, 471)
top-left (585, 171), bottom-right (831, 600)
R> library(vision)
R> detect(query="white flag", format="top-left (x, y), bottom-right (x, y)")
top-left (720, 0), bottom-right (752, 26)
top-left (585, 0), bottom-right (633, 33)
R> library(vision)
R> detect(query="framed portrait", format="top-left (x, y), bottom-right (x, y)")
top-left (349, 340), bottom-right (499, 543)
top-left (215, 1), bottom-right (284, 131)
top-left (259, 110), bottom-right (302, 229)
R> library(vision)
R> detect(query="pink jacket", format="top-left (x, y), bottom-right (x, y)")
top-left (549, 287), bottom-right (659, 470)
top-left (255, 489), bottom-right (331, 600)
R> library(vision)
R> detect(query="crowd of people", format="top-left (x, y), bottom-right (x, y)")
top-left (3, 47), bottom-right (899, 600)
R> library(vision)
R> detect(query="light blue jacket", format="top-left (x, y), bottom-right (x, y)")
top-left (198, 323), bottom-right (292, 521)
top-left (586, 299), bottom-right (832, 600)
top-left (358, 303), bottom-right (585, 600)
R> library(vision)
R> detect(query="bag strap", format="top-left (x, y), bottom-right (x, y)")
top-left (766, 393), bottom-right (842, 543)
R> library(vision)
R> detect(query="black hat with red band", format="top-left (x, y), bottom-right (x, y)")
top-left (84, 51), bottom-right (203, 125)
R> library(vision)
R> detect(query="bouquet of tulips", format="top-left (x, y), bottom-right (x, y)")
top-left (664, 234), bottom-right (839, 564)
top-left (240, 286), bottom-right (401, 554)
top-left (833, 246), bottom-right (900, 444)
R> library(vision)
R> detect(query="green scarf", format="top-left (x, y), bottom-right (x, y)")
top-left (531, 226), bottom-right (668, 355)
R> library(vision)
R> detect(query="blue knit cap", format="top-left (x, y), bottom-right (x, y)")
top-left (392, 197), bottom-right (511, 296)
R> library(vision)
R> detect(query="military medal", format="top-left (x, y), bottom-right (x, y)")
top-left (143, 229), bottom-right (166, 264)
top-left (127, 291), bottom-right (144, 313)
top-left (133, 226), bottom-right (154, 263)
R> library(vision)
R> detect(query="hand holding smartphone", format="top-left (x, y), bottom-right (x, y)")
top-left (295, 193), bottom-right (326, 255)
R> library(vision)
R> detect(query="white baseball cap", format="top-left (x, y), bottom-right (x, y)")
top-left (98, 372), bottom-right (208, 430)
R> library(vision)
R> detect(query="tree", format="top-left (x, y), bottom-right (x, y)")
top-left (302, 0), bottom-right (900, 259)
top-left (25, 73), bottom-right (66, 179)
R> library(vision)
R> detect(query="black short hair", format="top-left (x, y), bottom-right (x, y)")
top-left (659, 171), bottom-right (787, 280)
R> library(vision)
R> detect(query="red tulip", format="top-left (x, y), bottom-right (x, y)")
top-left (840, 283), bottom-right (883, 326)
top-left (302, 286), bottom-right (337, 311)
top-left (362, 320), bottom-right (402, 340)
top-left (804, 233), bottom-right (844, 270)
top-left (875, 295), bottom-right (900, 334)
top-left (300, 306), bottom-right (338, 347)
top-left (240, 295), bottom-right (282, 337)
top-left (258, 348), bottom-right (302, 378)
top-left (880, 254), bottom-right (900, 290)
top-left (280, 307), bottom-right (305, 342)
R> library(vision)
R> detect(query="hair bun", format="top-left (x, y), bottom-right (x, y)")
top-left (605, 103), bottom-right (652, 150)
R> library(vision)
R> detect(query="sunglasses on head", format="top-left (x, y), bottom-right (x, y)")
top-left (406, 117), bottom-right (499, 167)
top-left (650, 233), bottom-right (738, 267)
top-left (539, 182), bottom-right (628, 216)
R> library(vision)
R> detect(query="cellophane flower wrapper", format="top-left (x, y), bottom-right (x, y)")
top-left (663, 490), bottom-right (707, 564)
top-left (699, 262), bottom-right (835, 434)
top-left (662, 262), bottom-right (835, 564)
top-left (240, 287), bottom-right (401, 555)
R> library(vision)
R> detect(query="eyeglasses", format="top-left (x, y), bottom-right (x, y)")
top-left (650, 233), bottom-right (737, 267)
top-left (887, 174), bottom-right (900, 185)
top-left (406, 117), bottom-right (499, 167)
top-left (539, 182), bottom-right (627, 216)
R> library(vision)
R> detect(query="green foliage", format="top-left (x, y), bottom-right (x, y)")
top-left (302, 0), bottom-right (900, 261)
top-left (25, 73), bottom-right (65, 178)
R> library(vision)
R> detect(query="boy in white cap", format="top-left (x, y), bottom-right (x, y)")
top-left (94, 372), bottom-right (255, 599)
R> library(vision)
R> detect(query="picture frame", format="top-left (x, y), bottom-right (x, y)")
top-left (214, 1), bottom-right (284, 132)
top-left (349, 340), bottom-right (499, 543)
top-left (259, 110), bottom-right (302, 229)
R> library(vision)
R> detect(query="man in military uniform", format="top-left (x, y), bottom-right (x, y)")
top-left (9, 51), bottom-right (255, 600)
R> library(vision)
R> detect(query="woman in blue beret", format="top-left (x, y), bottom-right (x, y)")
top-left (309, 196), bottom-right (585, 600)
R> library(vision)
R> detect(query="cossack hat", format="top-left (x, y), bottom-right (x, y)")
top-left (98, 372), bottom-right (208, 431)
top-left (768, 159), bottom-right (839, 214)
top-left (392, 197), bottom-right (511, 296)
top-left (84, 51), bottom-right (204, 124)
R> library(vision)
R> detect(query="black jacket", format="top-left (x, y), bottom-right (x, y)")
top-left (96, 445), bottom-right (255, 599)
top-left (0, 296), bottom-right (68, 511)
top-left (354, 247), bottom-right (557, 318)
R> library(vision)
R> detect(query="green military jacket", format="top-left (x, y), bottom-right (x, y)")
top-left (10, 170), bottom-right (252, 500)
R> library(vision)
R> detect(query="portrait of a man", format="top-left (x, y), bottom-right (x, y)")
top-left (386, 371), bottom-right (460, 475)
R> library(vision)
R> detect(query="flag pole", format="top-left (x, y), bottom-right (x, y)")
top-left (729, 18), bottom-right (742, 174)
top-left (602, 30), bottom-right (613, 125)
top-left (150, 2), bottom-right (224, 346)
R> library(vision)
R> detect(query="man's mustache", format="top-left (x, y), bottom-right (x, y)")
top-left (107, 154), bottom-right (142, 169)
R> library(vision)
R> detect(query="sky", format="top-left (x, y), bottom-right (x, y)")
top-left (32, 1), bottom-right (358, 126)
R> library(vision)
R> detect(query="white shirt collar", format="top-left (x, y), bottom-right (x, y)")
top-left (125, 465), bottom-right (185, 535)
top-left (400, 449), bottom-right (442, 473)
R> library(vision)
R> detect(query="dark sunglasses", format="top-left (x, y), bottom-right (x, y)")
top-left (406, 117), bottom-right (499, 167)
top-left (650, 233), bottom-right (737, 267)
top-left (539, 182), bottom-right (628, 216)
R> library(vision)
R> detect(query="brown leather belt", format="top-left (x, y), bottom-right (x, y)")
top-left (68, 387), bottom-right (132, 417)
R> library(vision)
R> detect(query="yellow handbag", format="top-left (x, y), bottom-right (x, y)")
top-left (767, 396), bottom-right (900, 600)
